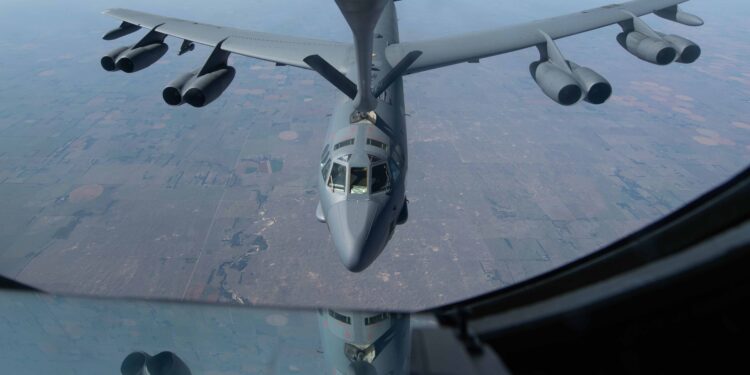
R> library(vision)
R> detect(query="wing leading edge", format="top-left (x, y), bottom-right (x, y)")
top-left (100, 1), bottom-right (702, 108)
top-left (386, 0), bottom-right (701, 74)
top-left (102, 8), bottom-right (352, 71)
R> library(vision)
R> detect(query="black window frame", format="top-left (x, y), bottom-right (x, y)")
top-left (328, 309), bottom-right (351, 325)
top-left (334, 138), bottom-right (355, 151)
top-left (365, 312), bottom-right (389, 326)
top-left (371, 162), bottom-right (389, 193)
top-left (367, 138), bottom-right (387, 151)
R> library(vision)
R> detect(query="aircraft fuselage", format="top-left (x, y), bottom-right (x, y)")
top-left (317, 2), bottom-right (408, 272)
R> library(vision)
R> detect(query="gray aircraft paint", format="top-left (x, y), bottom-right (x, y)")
top-left (335, 0), bottom-right (389, 112)
top-left (100, 0), bottom-right (703, 273)
top-left (98, 1), bottom-right (704, 374)
top-left (318, 1), bottom-right (408, 273)
top-left (318, 309), bottom-right (411, 375)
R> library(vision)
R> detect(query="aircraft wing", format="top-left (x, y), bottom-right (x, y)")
top-left (102, 8), bottom-right (351, 71)
top-left (386, 0), bottom-right (701, 74)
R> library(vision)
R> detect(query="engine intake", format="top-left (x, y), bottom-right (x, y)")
top-left (100, 46), bottom-right (130, 72)
top-left (121, 351), bottom-right (192, 375)
top-left (530, 61), bottom-right (582, 106)
top-left (115, 43), bottom-right (169, 73)
top-left (182, 67), bottom-right (236, 107)
top-left (568, 62), bottom-right (612, 105)
top-left (162, 71), bottom-right (198, 106)
top-left (121, 352), bottom-right (150, 375)
top-left (146, 351), bottom-right (192, 375)
top-left (617, 31), bottom-right (677, 65)
top-left (660, 34), bottom-right (701, 64)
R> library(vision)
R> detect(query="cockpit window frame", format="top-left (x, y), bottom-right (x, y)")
top-left (320, 144), bottom-right (330, 164)
top-left (328, 162), bottom-right (347, 193)
top-left (349, 166), bottom-right (369, 195)
top-left (321, 158), bottom-right (332, 179)
top-left (325, 152), bottom-right (391, 196)
top-left (371, 162), bottom-right (390, 194)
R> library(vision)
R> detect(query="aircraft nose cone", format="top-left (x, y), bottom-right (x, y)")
top-left (329, 200), bottom-right (380, 272)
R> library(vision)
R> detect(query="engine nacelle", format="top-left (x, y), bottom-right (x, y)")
top-left (568, 62), bottom-right (612, 105)
top-left (660, 34), bottom-right (701, 64)
top-left (162, 71), bottom-right (198, 106)
top-left (121, 351), bottom-right (192, 375)
top-left (100, 46), bottom-right (130, 72)
top-left (182, 67), bottom-right (236, 107)
top-left (121, 352), bottom-right (150, 375)
top-left (146, 351), bottom-right (192, 375)
top-left (530, 61), bottom-right (582, 106)
top-left (115, 43), bottom-right (169, 73)
top-left (617, 31), bottom-right (677, 65)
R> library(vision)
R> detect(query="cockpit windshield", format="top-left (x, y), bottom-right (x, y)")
top-left (326, 157), bottom-right (390, 195)
top-left (350, 167), bottom-right (368, 194)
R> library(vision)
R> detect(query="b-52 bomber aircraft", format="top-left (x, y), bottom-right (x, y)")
top-left (100, 0), bottom-right (702, 272)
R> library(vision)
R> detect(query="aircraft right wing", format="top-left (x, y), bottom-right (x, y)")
top-left (386, 0), bottom-right (703, 74)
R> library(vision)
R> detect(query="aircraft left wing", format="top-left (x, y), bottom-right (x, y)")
top-left (386, 0), bottom-right (702, 74)
top-left (102, 8), bottom-right (351, 71)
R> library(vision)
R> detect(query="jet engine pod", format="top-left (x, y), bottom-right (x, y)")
top-left (182, 67), bottom-right (236, 107)
top-left (660, 34), bottom-right (701, 64)
top-left (120, 351), bottom-right (151, 375)
top-left (145, 351), bottom-right (192, 375)
top-left (568, 62), bottom-right (612, 105)
top-left (617, 31), bottom-right (677, 65)
top-left (101, 46), bottom-right (130, 72)
top-left (162, 71), bottom-right (198, 106)
top-left (115, 43), bottom-right (169, 73)
top-left (530, 61), bottom-right (582, 106)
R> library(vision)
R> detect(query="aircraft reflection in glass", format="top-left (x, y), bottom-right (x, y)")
top-left (118, 310), bottom-right (412, 375)
top-left (0, 289), bottom-right (413, 374)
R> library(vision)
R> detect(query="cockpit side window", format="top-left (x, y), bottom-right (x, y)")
top-left (371, 163), bottom-right (389, 193)
top-left (320, 144), bottom-right (330, 164)
top-left (350, 167), bottom-right (368, 194)
top-left (328, 163), bottom-right (346, 192)
top-left (321, 158), bottom-right (331, 179)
